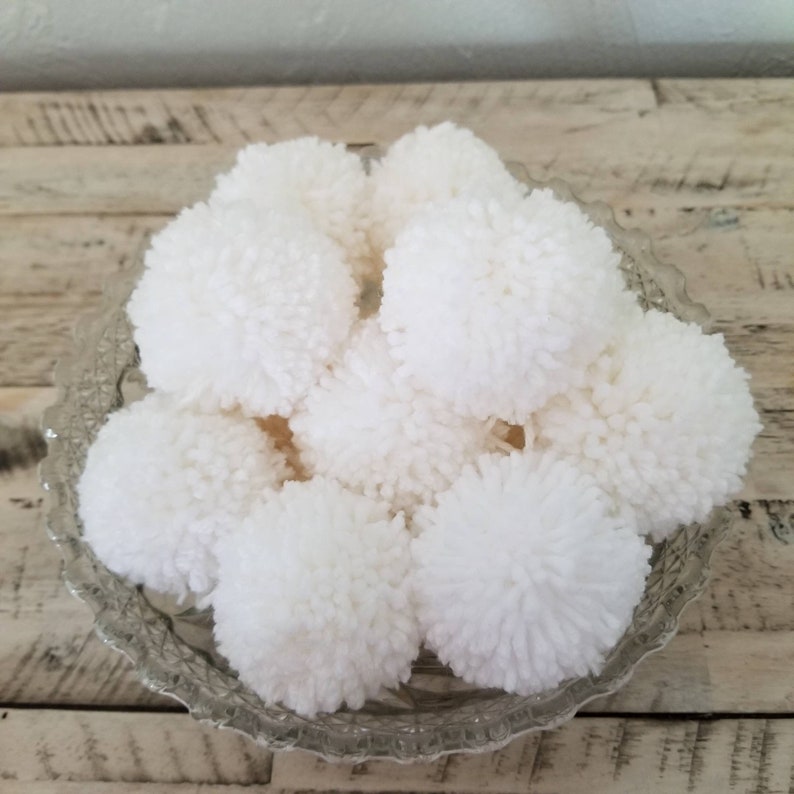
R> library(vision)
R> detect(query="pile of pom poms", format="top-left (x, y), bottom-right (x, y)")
top-left (77, 123), bottom-right (761, 718)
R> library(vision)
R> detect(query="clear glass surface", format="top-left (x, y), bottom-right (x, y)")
top-left (41, 162), bottom-right (733, 762)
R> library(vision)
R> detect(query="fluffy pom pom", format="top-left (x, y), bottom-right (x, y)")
top-left (380, 189), bottom-right (631, 422)
top-left (291, 319), bottom-right (494, 514)
top-left (128, 201), bottom-right (357, 417)
top-left (210, 137), bottom-right (372, 282)
top-left (531, 309), bottom-right (762, 540)
top-left (368, 122), bottom-right (524, 255)
top-left (412, 450), bottom-right (650, 695)
top-left (212, 477), bottom-right (419, 717)
top-left (77, 392), bottom-right (290, 600)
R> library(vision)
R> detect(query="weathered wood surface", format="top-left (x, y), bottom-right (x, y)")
top-left (0, 79), bottom-right (792, 791)
top-left (0, 708), bottom-right (272, 787)
top-left (1, 124), bottom-right (792, 216)
top-left (1, 709), bottom-right (793, 794)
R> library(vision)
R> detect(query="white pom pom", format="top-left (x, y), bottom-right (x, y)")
top-left (291, 319), bottom-right (493, 514)
top-left (211, 137), bottom-right (372, 282)
top-left (212, 478), bottom-right (419, 717)
top-left (380, 190), bottom-right (631, 422)
top-left (532, 309), bottom-right (762, 539)
top-left (77, 392), bottom-right (290, 600)
top-left (412, 450), bottom-right (650, 695)
top-left (368, 122), bottom-right (524, 255)
top-left (128, 201), bottom-right (357, 417)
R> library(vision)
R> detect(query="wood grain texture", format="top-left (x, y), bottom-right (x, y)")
top-left (0, 135), bottom-right (790, 217)
top-left (0, 80), bottom-right (792, 789)
top-left (3, 708), bottom-right (794, 794)
top-left (0, 423), bottom-right (171, 709)
top-left (272, 717), bottom-right (794, 794)
top-left (0, 81), bottom-right (658, 148)
top-left (0, 708), bottom-right (272, 786)
top-left (0, 81), bottom-right (791, 217)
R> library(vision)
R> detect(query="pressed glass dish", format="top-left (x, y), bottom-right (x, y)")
top-left (41, 162), bottom-right (734, 762)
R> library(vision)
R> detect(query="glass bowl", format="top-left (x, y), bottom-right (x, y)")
top-left (41, 163), bottom-right (734, 762)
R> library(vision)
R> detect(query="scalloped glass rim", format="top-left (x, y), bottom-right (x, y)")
top-left (41, 161), bottom-right (733, 762)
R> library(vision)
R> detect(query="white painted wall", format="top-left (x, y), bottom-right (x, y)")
top-left (1, 0), bottom-right (792, 91)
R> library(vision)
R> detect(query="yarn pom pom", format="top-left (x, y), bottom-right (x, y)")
top-left (531, 309), bottom-right (762, 540)
top-left (412, 450), bottom-right (650, 695)
top-left (212, 478), bottom-right (419, 717)
top-left (291, 319), bottom-right (494, 514)
top-left (380, 190), bottom-right (630, 422)
top-left (77, 392), bottom-right (290, 600)
top-left (210, 137), bottom-right (372, 282)
top-left (368, 122), bottom-right (524, 255)
top-left (128, 201), bottom-right (357, 417)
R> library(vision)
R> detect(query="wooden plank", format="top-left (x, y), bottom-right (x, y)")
top-left (584, 630), bottom-right (794, 713)
top-left (0, 299), bottom-right (108, 390)
top-left (0, 81), bottom-right (657, 148)
top-left (0, 215), bottom-right (158, 388)
top-left (0, 136), bottom-right (790, 217)
top-left (271, 717), bottom-right (794, 793)
top-left (652, 498), bottom-right (794, 635)
top-left (0, 785), bottom-right (267, 793)
top-left (0, 82), bottom-right (791, 216)
top-left (621, 207), bottom-right (794, 322)
top-left (0, 708), bottom-right (272, 786)
top-left (0, 387), bottom-right (57, 420)
top-left (653, 78), bottom-right (794, 108)
top-left (0, 215), bottom-right (161, 297)
top-left (0, 145), bottom-right (231, 216)
top-left (2, 708), bottom-right (793, 793)
top-left (746, 408), bottom-right (794, 502)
